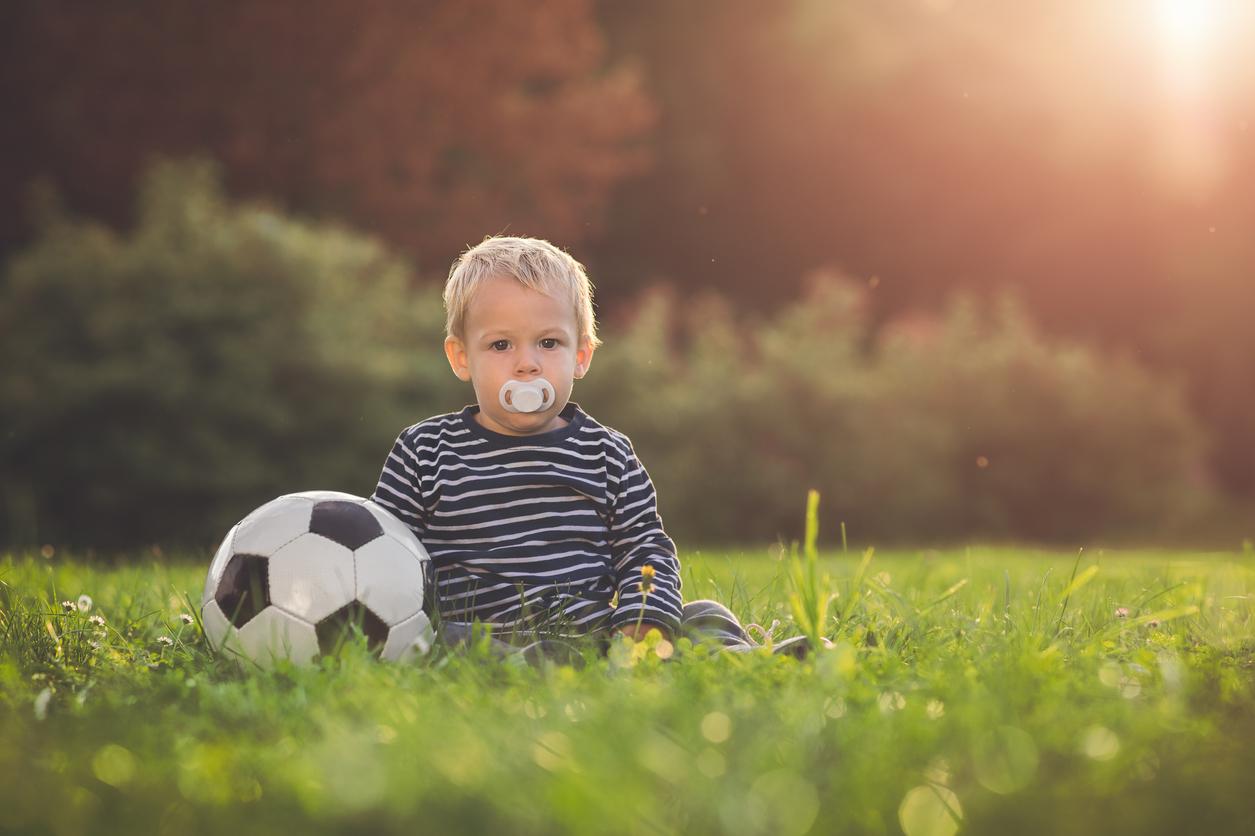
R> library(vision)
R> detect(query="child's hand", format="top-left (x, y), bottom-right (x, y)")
top-left (613, 623), bottom-right (670, 642)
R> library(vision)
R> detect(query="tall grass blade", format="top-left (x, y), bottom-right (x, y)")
top-left (788, 490), bottom-right (833, 652)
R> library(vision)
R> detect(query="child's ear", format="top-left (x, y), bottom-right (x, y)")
top-left (573, 336), bottom-right (595, 380)
top-left (444, 336), bottom-right (472, 382)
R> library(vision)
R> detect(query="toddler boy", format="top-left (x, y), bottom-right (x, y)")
top-left (371, 236), bottom-right (811, 657)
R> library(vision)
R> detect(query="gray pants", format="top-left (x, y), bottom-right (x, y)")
top-left (679, 599), bottom-right (827, 658)
top-left (438, 599), bottom-right (826, 663)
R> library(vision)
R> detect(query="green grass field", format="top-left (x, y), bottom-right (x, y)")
top-left (3, 545), bottom-right (1254, 835)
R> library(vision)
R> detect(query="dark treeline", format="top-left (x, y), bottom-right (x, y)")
top-left (2, 0), bottom-right (1253, 540)
top-left (0, 162), bottom-right (1204, 549)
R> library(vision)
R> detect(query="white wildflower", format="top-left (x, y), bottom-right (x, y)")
top-left (878, 691), bottom-right (906, 713)
top-left (34, 688), bottom-right (52, 721)
top-left (77, 595), bottom-right (93, 613)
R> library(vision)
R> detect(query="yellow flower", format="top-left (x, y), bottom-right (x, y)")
top-left (640, 565), bottom-right (656, 581)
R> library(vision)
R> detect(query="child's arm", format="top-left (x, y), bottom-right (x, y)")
top-left (607, 442), bottom-right (683, 640)
top-left (370, 430), bottom-right (430, 542)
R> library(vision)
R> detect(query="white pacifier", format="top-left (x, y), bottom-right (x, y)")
top-left (499, 377), bottom-right (555, 413)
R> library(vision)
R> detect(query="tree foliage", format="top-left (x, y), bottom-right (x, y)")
top-left (1, 0), bottom-right (652, 271)
top-left (0, 159), bottom-right (462, 549)
top-left (580, 278), bottom-right (1207, 545)
top-left (0, 160), bottom-right (1212, 548)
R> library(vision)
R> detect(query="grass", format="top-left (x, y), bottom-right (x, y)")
top-left (2, 545), bottom-right (1255, 835)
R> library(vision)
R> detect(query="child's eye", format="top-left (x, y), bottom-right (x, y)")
top-left (489, 339), bottom-right (510, 352)
top-left (539, 338), bottom-right (559, 349)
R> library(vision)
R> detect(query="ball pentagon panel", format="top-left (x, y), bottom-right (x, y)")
top-left (309, 499), bottom-right (384, 551)
top-left (315, 602), bottom-right (390, 656)
top-left (214, 552), bottom-right (270, 628)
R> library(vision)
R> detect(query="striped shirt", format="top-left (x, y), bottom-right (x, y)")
top-left (371, 403), bottom-right (683, 636)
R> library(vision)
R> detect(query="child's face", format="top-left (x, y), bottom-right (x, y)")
top-left (444, 274), bottom-right (594, 436)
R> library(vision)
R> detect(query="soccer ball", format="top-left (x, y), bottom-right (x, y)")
top-left (201, 490), bottom-right (433, 668)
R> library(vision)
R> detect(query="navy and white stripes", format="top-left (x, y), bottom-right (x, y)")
top-left (371, 403), bottom-right (683, 636)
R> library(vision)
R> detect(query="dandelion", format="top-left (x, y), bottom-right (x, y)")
top-left (1115, 607), bottom-right (1129, 619)
top-left (632, 565), bottom-right (656, 639)
top-left (639, 565), bottom-right (656, 592)
top-left (61, 601), bottom-right (75, 613)
top-left (77, 594), bottom-right (93, 613)
top-left (180, 613), bottom-right (194, 625)
top-left (40, 544), bottom-right (55, 559)
top-left (157, 636), bottom-right (174, 647)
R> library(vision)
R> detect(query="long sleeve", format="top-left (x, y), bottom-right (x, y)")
top-left (607, 443), bottom-right (683, 636)
top-left (370, 431), bottom-right (429, 541)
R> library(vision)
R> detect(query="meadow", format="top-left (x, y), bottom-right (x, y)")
top-left (3, 543), bottom-right (1254, 836)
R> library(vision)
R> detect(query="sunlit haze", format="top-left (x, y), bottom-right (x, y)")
top-left (1150, 0), bottom-right (1231, 198)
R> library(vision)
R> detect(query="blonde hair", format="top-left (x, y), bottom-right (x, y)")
top-left (444, 236), bottom-right (600, 347)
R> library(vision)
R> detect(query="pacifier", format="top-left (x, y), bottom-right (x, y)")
top-left (499, 377), bottom-right (555, 413)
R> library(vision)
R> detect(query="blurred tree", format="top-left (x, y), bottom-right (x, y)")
top-left (579, 276), bottom-right (1206, 545)
top-left (0, 0), bottom-right (652, 273)
top-left (0, 158), bottom-right (1210, 548)
top-left (0, 158), bottom-right (462, 550)
top-left (593, 0), bottom-right (1255, 499)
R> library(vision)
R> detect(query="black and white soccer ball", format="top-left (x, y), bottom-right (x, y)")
top-left (201, 491), bottom-right (433, 667)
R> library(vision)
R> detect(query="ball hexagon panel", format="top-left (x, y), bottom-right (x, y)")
top-left (289, 489), bottom-right (364, 504)
top-left (382, 609), bottom-right (435, 663)
top-left (233, 495), bottom-right (315, 557)
top-left (203, 524), bottom-right (239, 605)
top-left (315, 602), bottom-right (389, 656)
top-left (354, 535), bottom-right (425, 624)
top-left (267, 532), bottom-right (356, 624)
top-left (201, 598), bottom-right (243, 656)
top-left (215, 553), bottom-right (270, 628)
top-left (367, 500), bottom-right (427, 562)
top-left (235, 606), bottom-right (320, 668)
top-left (309, 500), bottom-right (383, 551)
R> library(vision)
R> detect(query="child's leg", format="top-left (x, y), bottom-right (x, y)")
top-left (436, 621), bottom-right (519, 657)
top-left (680, 599), bottom-right (755, 650)
top-left (680, 599), bottom-right (832, 658)
top-left (438, 620), bottom-right (588, 668)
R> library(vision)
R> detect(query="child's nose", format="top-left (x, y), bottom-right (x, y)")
top-left (515, 348), bottom-right (541, 376)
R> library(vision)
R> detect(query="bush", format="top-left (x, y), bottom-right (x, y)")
top-left (580, 277), bottom-right (1209, 545)
top-left (0, 159), bottom-right (462, 549)
top-left (0, 160), bottom-right (1210, 548)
